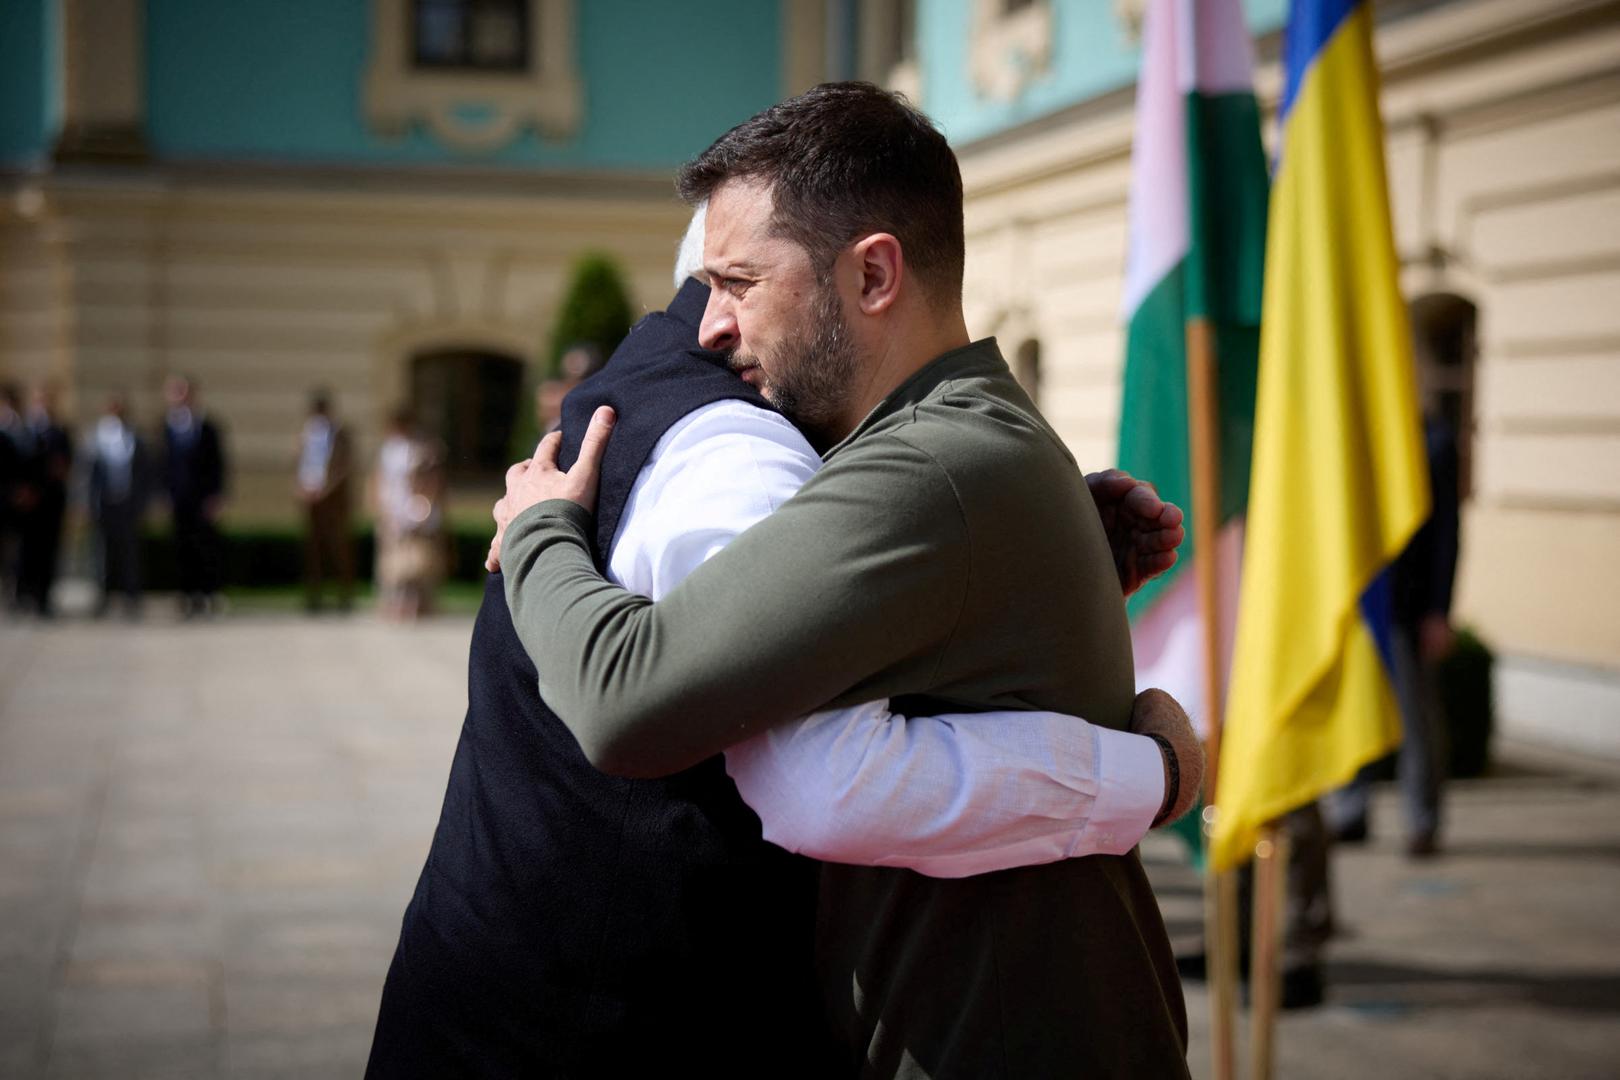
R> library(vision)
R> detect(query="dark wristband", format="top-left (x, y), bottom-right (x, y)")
top-left (1146, 733), bottom-right (1179, 827)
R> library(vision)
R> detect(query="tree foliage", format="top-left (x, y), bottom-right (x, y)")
top-left (510, 252), bottom-right (635, 459)
top-left (545, 252), bottom-right (634, 380)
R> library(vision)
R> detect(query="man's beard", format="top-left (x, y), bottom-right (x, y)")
top-left (733, 281), bottom-right (859, 439)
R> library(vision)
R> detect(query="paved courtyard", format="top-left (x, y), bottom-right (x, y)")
top-left (1, 610), bottom-right (1617, 1078)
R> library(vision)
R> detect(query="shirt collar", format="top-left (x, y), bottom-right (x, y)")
top-left (825, 338), bottom-right (1008, 458)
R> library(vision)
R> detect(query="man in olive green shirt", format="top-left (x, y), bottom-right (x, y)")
top-left (494, 84), bottom-right (1189, 1078)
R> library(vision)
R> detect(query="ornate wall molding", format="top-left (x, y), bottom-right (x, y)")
top-left (1113, 0), bottom-right (1146, 46)
top-left (363, 0), bottom-right (582, 153)
top-left (970, 0), bottom-right (1053, 103)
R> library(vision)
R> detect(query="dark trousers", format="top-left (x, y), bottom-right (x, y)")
top-left (0, 511), bottom-right (19, 603)
top-left (304, 496), bottom-right (353, 608)
top-left (99, 501), bottom-right (143, 603)
top-left (174, 506), bottom-right (222, 601)
top-left (1325, 625), bottom-right (1446, 838)
top-left (16, 496), bottom-right (65, 615)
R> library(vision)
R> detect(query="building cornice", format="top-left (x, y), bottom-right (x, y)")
top-left (0, 159), bottom-right (682, 207)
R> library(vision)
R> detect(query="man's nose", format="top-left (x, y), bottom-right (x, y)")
top-left (699, 298), bottom-right (739, 353)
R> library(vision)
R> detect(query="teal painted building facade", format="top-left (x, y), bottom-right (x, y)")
top-left (141, 0), bottom-right (780, 169)
top-left (2, 0), bottom-right (783, 172)
top-left (0, 0), bottom-right (61, 167)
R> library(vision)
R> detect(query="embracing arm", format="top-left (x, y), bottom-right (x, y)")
top-left (534, 401), bottom-right (1190, 870)
top-left (727, 699), bottom-right (1170, 875)
top-left (492, 399), bottom-right (1192, 786)
top-left (501, 431), bottom-right (968, 777)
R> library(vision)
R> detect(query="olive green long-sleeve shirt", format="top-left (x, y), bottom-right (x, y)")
top-left (502, 339), bottom-right (1188, 1077)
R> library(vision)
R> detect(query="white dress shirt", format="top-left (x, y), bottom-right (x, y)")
top-left (297, 416), bottom-right (334, 495)
top-left (603, 398), bottom-right (1165, 878)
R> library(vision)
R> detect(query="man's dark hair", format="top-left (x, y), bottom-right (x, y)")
top-left (677, 81), bottom-right (964, 305)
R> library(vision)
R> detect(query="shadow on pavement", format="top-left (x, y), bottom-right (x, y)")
top-left (1432, 840), bottom-right (1620, 862)
top-left (1330, 960), bottom-right (1620, 1015)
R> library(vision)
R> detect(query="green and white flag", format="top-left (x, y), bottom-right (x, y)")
top-left (1118, 0), bottom-right (1269, 734)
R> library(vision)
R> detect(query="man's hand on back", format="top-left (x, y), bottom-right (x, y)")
top-left (486, 406), bottom-right (616, 572)
top-left (1130, 688), bottom-right (1204, 828)
top-left (1086, 469), bottom-right (1185, 597)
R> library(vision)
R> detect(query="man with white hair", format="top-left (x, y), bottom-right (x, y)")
top-left (368, 204), bottom-right (1197, 1078)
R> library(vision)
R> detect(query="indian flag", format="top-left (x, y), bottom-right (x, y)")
top-left (1118, 0), bottom-right (1269, 739)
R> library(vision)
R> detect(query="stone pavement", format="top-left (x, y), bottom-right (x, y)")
top-left (1, 610), bottom-right (1617, 1078)
top-left (1152, 741), bottom-right (1620, 1080)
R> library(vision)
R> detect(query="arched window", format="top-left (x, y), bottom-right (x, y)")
top-left (1013, 338), bottom-right (1042, 406)
top-left (1408, 292), bottom-right (1478, 499)
top-left (410, 349), bottom-right (524, 483)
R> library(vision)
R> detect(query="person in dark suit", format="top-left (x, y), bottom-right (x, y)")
top-left (1393, 412), bottom-right (1462, 852)
top-left (13, 384), bottom-right (72, 618)
top-left (1327, 411), bottom-right (1461, 856)
top-left (0, 382), bottom-right (25, 605)
top-left (162, 374), bottom-right (227, 617)
top-left (88, 392), bottom-right (151, 617)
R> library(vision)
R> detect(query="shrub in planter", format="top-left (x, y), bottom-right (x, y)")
top-left (1438, 627), bottom-right (1495, 779)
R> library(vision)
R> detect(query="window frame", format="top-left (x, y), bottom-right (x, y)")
top-left (410, 0), bottom-right (533, 74)
top-left (365, 0), bottom-right (582, 152)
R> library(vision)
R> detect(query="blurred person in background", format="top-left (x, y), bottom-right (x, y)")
top-left (0, 383), bottom-right (24, 606)
top-left (295, 389), bottom-right (355, 614)
top-left (87, 392), bottom-right (151, 618)
top-left (372, 407), bottom-right (446, 620)
top-left (1327, 333), bottom-right (1464, 858)
top-left (13, 383), bottom-right (72, 618)
top-left (162, 374), bottom-right (227, 618)
top-left (534, 343), bottom-right (605, 436)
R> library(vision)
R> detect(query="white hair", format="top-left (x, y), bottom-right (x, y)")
top-left (672, 202), bottom-right (707, 290)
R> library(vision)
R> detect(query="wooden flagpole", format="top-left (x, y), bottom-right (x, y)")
top-left (1249, 824), bottom-right (1289, 1080)
top-left (1185, 317), bottom-right (1238, 1080)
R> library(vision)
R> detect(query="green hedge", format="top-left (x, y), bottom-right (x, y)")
top-left (137, 523), bottom-right (494, 590)
top-left (1439, 627), bottom-right (1495, 779)
top-left (1359, 626), bottom-right (1496, 783)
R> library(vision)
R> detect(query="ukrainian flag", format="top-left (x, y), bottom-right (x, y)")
top-left (1211, 0), bottom-right (1431, 872)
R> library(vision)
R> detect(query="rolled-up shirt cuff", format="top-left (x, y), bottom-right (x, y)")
top-left (1072, 726), bottom-right (1166, 856)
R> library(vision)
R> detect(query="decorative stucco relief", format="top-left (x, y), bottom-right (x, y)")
top-left (970, 0), bottom-right (1053, 103)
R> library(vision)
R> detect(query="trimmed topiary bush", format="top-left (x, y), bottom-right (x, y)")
top-left (510, 252), bottom-right (636, 459)
top-left (545, 253), bottom-right (635, 380)
top-left (1439, 627), bottom-right (1495, 779)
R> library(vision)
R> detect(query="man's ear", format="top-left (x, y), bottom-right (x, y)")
top-left (851, 233), bottom-right (903, 316)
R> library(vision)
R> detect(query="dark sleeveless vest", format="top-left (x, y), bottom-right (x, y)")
top-left (367, 280), bottom-right (830, 1079)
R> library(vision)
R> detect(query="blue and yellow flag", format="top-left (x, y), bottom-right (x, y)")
top-left (1211, 0), bottom-right (1430, 871)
